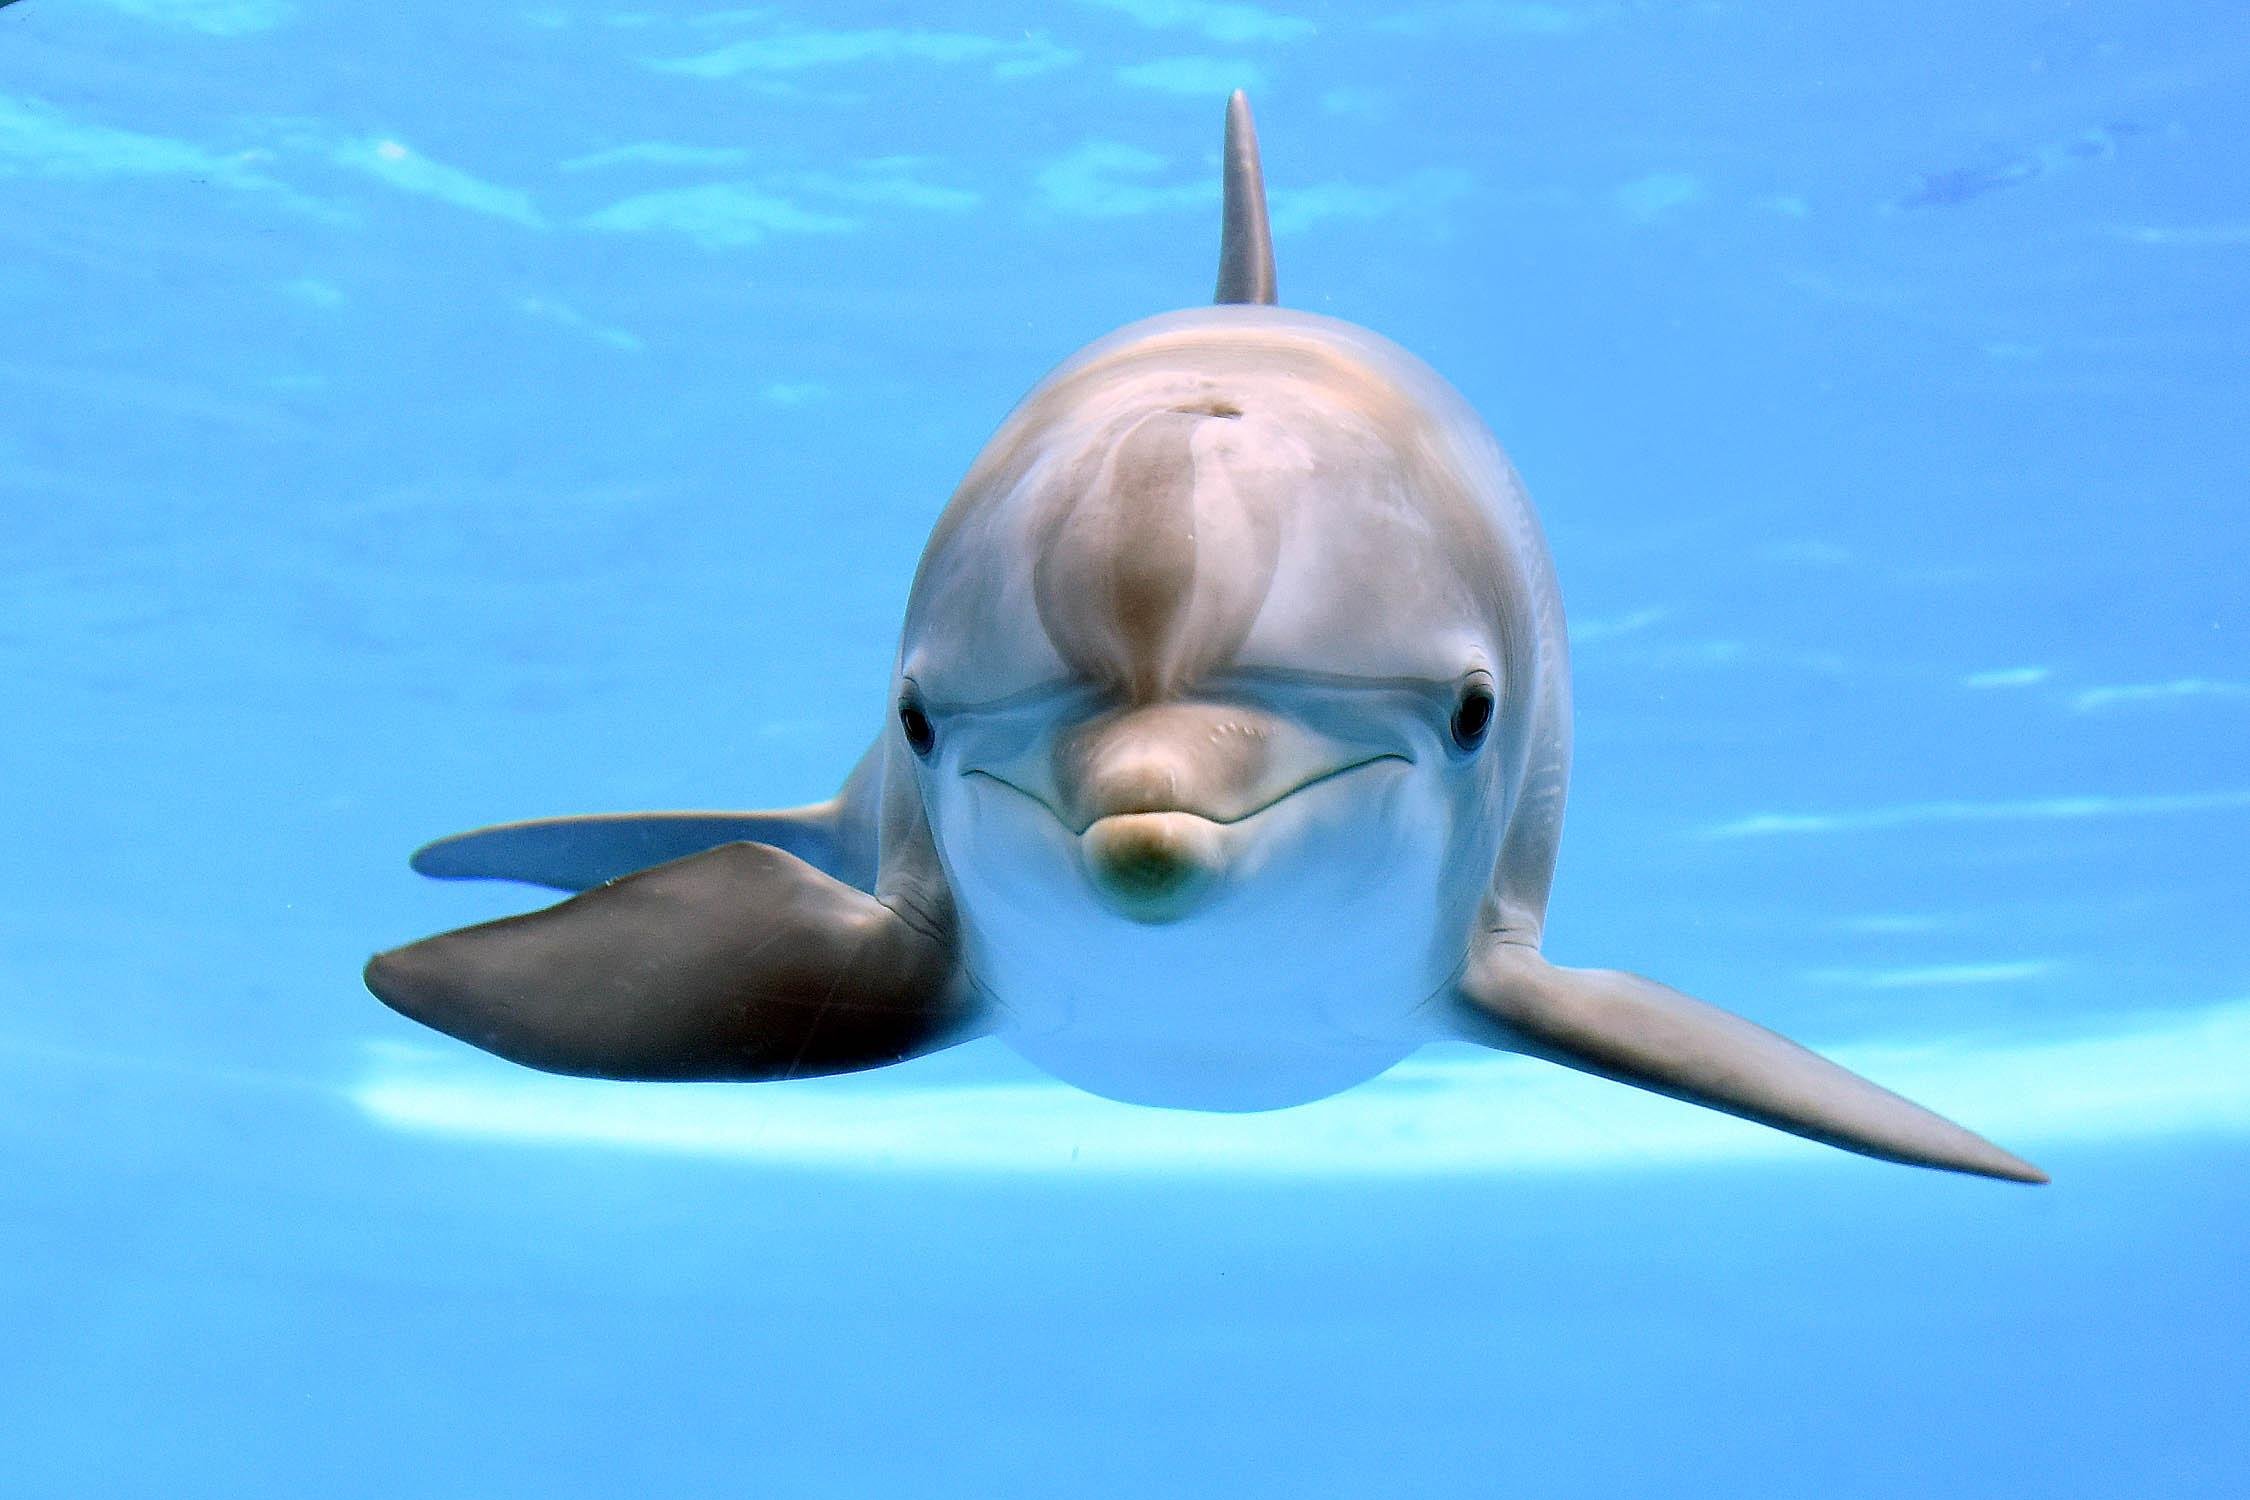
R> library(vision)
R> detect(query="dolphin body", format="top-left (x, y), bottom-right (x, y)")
top-left (368, 95), bottom-right (2044, 1183)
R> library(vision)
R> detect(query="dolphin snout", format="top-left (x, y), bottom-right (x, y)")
top-left (1063, 702), bottom-right (1274, 827)
top-left (1041, 700), bottom-right (1392, 922)
top-left (1081, 812), bottom-right (1224, 924)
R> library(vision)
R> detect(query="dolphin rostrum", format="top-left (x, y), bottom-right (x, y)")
top-left (368, 94), bottom-right (2045, 1183)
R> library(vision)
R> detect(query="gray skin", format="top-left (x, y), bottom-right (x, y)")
top-left (368, 93), bottom-right (2045, 1183)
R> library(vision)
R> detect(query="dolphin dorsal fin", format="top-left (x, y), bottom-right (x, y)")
top-left (1214, 90), bottom-right (1277, 306)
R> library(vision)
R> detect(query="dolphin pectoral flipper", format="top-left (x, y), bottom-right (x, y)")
top-left (411, 807), bottom-right (870, 893)
top-left (366, 842), bottom-right (970, 1081)
top-left (1453, 944), bottom-right (2046, 1183)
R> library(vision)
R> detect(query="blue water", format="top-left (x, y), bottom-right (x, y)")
top-left (5, 2), bottom-right (2246, 1494)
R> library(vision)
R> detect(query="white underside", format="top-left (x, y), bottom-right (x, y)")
top-left (936, 756), bottom-right (1481, 1111)
top-left (1001, 1025), bottom-right (1420, 1112)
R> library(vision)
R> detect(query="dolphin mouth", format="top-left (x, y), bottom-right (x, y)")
top-left (967, 753), bottom-right (1408, 835)
top-left (1196, 752), bottom-right (1409, 829)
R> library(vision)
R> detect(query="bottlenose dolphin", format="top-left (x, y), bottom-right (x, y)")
top-left (368, 95), bottom-right (2045, 1183)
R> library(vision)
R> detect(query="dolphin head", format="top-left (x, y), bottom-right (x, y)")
top-left (892, 307), bottom-right (1560, 1109)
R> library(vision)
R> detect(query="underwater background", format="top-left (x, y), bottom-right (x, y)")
top-left (5, 1), bottom-right (2246, 1493)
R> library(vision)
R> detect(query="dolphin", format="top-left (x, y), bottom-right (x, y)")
top-left (367, 94), bottom-right (2045, 1184)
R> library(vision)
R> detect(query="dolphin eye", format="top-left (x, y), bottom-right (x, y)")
top-left (898, 689), bottom-right (937, 757)
top-left (1450, 679), bottom-right (1495, 754)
